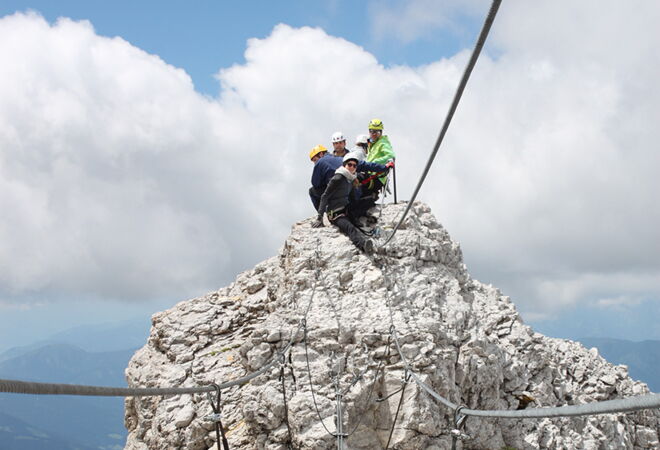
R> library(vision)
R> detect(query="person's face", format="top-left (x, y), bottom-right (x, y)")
top-left (369, 129), bottom-right (382, 141)
top-left (311, 151), bottom-right (325, 163)
top-left (344, 160), bottom-right (357, 174)
top-left (333, 140), bottom-right (346, 154)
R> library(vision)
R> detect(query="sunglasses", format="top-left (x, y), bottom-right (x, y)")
top-left (345, 162), bottom-right (357, 168)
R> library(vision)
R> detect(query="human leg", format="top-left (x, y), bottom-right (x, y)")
top-left (332, 215), bottom-right (368, 251)
top-left (309, 186), bottom-right (322, 211)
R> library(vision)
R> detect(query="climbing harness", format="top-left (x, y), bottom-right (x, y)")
top-left (327, 207), bottom-right (346, 222)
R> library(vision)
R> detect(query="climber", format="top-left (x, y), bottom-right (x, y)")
top-left (309, 144), bottom-right (391, 212)
top-left (331, 131), bottom-right (348, 157)
top-left (309, 144), bottom-right (342, 210)
top-left (313, 152), bottom-right (388, 254)
top-left (353, 118), bottom-right (396, 219)
top-left (352, 134), bottom-right (369, 161)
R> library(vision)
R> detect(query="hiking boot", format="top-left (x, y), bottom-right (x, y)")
top-left (366, 214), bottom-right (378, 225)
top-left (364, 239), bottom-right (375, 255)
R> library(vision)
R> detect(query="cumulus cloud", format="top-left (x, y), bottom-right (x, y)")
top-left (0, 2), bottom-right (659, 321)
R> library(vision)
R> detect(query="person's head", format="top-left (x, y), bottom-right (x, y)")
top-left (331, 131), bottom-right (347, 156)
top-left (309, 144), bottom-right (328, 163)
top-left (355, 134), bottom-right (369, 150)
top-left (342, 152), bottom-right (359, 174)
top-left (368, 118), bottom-right (384, 142)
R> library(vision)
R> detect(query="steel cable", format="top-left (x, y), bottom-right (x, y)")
top-left (380, 0), bottom-right (502, 248)
top-left (0, 241), bottom-right (323, 399)
top-left (302, 320), bottom-right (337, 438)
top-left (378, 254), bottom-right (660, 422)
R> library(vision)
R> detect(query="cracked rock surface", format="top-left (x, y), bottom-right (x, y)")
top-left (125, 202), bottom-right (659, 449)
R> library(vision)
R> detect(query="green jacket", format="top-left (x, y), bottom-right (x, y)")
top-left (366, 135), bottom-right (395, 184)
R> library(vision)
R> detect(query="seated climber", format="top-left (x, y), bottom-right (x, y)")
top-left (309, 144), bottom-right (343, 210)
top-left (352, 134), bottom-right (369, 161)
top-left (309, 143), bottom-right (391, 212)
top-left (312, 152), bottom-right (388, 254)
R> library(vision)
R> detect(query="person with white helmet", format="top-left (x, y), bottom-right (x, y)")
top-left (331, 131), bottom-right (348, 157)
top-left (352, 134), bottom-right (369, 161)
top-left (312, 152), bottom-right (388, 254)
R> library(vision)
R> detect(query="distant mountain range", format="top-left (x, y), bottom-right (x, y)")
top-left (0, 319), bottom-right (656, 449)
top-left (0, 411), bottom-right (96, 450)
top-left (0, 320), bottom-right (146, 450)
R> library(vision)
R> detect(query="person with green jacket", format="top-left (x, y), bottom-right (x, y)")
top-left (355, 118), bottom-right (396, 217)
top-left (366, 118), bottom-right (395, 170)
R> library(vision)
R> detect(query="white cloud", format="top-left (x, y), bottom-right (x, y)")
top-left (0, 3), bottom-right (659, 323)
top-left (368, 0), bottom-right (485, 44)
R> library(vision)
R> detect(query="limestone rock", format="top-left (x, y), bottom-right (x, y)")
top-left (124, 202), bottom-right (659, 449)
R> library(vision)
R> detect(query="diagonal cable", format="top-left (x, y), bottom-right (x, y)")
top-left (380, 0), bottom-right (502, 247)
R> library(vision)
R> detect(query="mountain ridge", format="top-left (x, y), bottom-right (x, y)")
top-left (124, 201), bottom-right (660, 448)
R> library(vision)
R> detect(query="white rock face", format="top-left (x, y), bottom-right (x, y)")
top-left (124, 202), bottom-right (660, 449)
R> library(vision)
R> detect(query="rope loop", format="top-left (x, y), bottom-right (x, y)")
top-left (205, 384), bottom-right (230, 450)
top-left (453, 404), bottom-right (468, 431)
top-left (207, 383), bottom-right (221, 414)
top-left (450, 404), bottom-right (470, 450)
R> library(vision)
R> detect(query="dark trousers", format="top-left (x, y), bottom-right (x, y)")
top-left (350, 195), bottom-right (376, 218)
top-left (332, 215), bottom-right (367, 250)
top-left (309, 186), bottom-right (323, 211)
top-left (351, 178), bottom-right (384, 218)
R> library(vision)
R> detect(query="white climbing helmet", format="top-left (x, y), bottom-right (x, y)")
top-left (355, 134), bottom-right (369, 146)
top-left (331, 131), bottom-right (346, 143)
top-left (343, 152), bottom-right (360, 164)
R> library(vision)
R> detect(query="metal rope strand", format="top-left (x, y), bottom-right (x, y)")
top-left (384, 370), bottom-right (411, 449)
top-left (205, 384), bottom-right (230, 450)
top-left (302, 320), bottom-right (337, 438)
top-left (378, 251), bottom-right (660, 421)
top-left (279, 353), bottom-right (296, 450)
top-left (380, 0), bottom-right (502, 248)
top-left (344, 361), bottom-right (385, 437)
top-left (345, 332), bottom-right (393, 437)
top-left (0, 306), bottom-right (307, 397)
top-left (1, 241), bottom-right (324, 399)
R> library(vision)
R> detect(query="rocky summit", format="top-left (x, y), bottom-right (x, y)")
top-left (124, 202), bottom-right (659, 449)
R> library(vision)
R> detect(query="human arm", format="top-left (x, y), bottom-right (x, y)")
top-left (356, 160), bottom-right (388, 173)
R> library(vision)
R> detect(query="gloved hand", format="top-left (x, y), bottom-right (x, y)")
top-left (386, 161), bottom-right (395, 169)
top-left (312, 217), bottom-right (324, 228)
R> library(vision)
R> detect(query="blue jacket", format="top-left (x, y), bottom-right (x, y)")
top-left (311, 155), bottom-right (343, 190)
top-left (311, 154), bottom-right (388, 192)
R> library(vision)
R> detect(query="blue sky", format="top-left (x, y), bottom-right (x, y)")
top-left (1, 0), bottom-right (480, 97)
top-left (0, 1), bottom-right (659, 351)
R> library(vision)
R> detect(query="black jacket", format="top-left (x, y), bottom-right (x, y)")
top-left (317, 171), bottom-right (357, 219)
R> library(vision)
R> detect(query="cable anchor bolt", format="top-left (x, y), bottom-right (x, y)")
top-left (204, 413), bottom-right (223, 422)
top-left (450, 428), bottom-right (470, 440)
